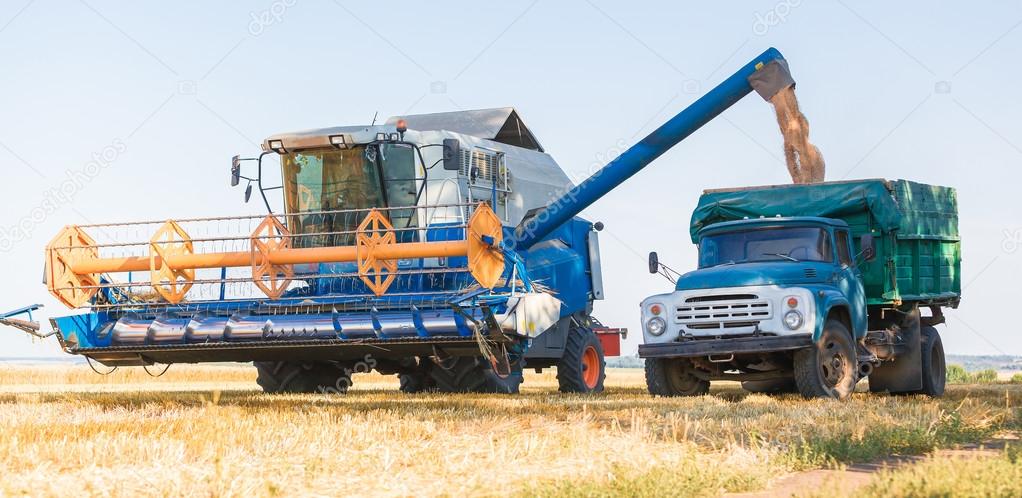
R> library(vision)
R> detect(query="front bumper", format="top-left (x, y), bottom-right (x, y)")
top-left (638, 333), bottom-right (812, 359)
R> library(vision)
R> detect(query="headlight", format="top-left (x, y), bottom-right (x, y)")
top-left (646, 317), bottom-right (667, 336)
top-left (783, 310), bottom-right (804, 330)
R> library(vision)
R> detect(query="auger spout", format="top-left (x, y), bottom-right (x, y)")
top-left (511, 47), bottom-right (793, 249)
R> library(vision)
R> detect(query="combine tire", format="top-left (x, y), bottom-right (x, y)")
top-left (557, 326), bottom-right (606, 394)
top-left (644, 358), bottom-right (709, 397)
top-left (794, 319), bottom-right (857, 399)
top-left (255, 361), bottom-right (352, 394)
top-left (917, 326), bottom-right (946, 397)
top-left (398, 359), bottom-right (437, 393)
top-left (428, 356), bottom-right (523, 394)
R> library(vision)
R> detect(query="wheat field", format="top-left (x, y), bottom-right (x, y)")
top-left (0, 364), bottom-right (1018, 497)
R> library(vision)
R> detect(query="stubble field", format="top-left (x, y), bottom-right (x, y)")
top-left (0, 365), bottom-right (1018, 497)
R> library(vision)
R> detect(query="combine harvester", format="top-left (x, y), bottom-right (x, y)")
top-left (5, 48), bottom-right (797, 394)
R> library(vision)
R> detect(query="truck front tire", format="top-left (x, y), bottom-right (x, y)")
top-left (918, 326), bottom-right (946, 397)
top-left (645, 358), bottom-right (709, 397)
top-left (794, 319), bottom-right (857, 399)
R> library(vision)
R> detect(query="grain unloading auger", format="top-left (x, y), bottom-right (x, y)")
top-left (7, 47), bottom-right (794, 394)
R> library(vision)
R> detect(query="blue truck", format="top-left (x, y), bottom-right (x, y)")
top-left (640, 180), bottom-right (961, 399)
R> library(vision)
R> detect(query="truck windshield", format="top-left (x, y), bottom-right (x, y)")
top-left (281, 144), bottom-right (418, 248)
top-left (698, 226), bottom-right (832, 268)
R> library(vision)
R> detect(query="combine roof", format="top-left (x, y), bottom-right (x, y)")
top-left (385, 107), bottom-right (544, 152)
top-left (262, 107), bottom-right (545, 153)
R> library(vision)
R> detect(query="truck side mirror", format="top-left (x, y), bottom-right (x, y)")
top-left (442, 138), bottom-right (461, 171)
top-left (859, 234), bottom-right (876, 262)
top-left (244, 183), bottom-right (253, 203)
top-left (231, 155), bottom-right (241, 187)
top-left (648, 251), bottom-right (659, 274)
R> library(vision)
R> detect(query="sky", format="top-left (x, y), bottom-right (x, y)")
top-left (0, 1), bottom-right (1019, 358)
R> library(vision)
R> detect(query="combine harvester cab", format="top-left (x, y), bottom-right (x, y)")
top-left (26, 108), bottom-right (621, 394)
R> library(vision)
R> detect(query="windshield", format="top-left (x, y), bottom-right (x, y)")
top-left (281, 144), bottom-right (418, 247)
top-left (698, 226), bottom-right (832, 268)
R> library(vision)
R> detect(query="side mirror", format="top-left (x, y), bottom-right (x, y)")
top-left (442, 138), bottom-right (461, 171)
top-left (244, 183), bottom-right (253, 203)
top-left (859, 234), bottom-right (876, 262)
top-left (648, 251), bottom-right (659, 274)
top-left (231, 155), bottom-right (241, 187)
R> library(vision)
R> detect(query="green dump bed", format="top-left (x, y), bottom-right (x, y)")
top-left (690, 179), bottom-right (960, 308)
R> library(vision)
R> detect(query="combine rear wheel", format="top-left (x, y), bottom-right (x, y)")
top-left (644, 358), bottom-right (709, 396)
top-left (428, 356), bottom-right (523, 394)
top-left (557, 326), bottom-right (606, 393)
top-left (254, 361), bottom-right (353, 394)
top-left (793, 319), bottom-right (857, 399)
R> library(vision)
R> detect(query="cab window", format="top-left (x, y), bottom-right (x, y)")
top-left (835, 230), bottom-right (852, 266)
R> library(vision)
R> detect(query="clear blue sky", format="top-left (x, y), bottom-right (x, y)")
top-left (1, 1), bottom-right (1019, 357)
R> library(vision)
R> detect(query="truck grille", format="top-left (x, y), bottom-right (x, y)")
top-left (675, 294), bottom-right (771, 332)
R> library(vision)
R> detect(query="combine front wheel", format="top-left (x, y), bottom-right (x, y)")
top-left (254, 361), bottom-right (353, 394)
top-left (428, 356), bottom-right (523, 394)
top-left (557, 327), bottom-right (606, 393)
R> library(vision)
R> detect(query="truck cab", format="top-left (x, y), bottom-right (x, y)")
top-left (642, 217), bottom-right (866, 347)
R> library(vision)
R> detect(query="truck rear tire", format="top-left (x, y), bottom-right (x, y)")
top-left (794, 319), bottom-right (857, 399)
top-left (428, 356), bottom-right (523, 394)
top-left (918, 326), bottom-right (946, 397)
top-left (557, 326), bottom-right (606, 394)
top-left (644, 358), bottom-right (709, 397)
top-left (255, 361), bottom-right (352, 394)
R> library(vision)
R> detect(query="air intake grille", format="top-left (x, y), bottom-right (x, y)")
top-left (804, 268), bottom-right (818, 278)
top-left (675, 294), bottom-right (771, 331)
top-left (460, 149), bottom-right (508, 190)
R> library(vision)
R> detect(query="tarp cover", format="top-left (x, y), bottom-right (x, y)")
top-left (689, 179), bottom-right (958, 243)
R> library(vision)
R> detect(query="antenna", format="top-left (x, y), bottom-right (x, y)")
top-left (371, 111), bottom-right (378, 126)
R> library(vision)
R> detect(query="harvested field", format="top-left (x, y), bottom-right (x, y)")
top-left (0, 365), bottom-right (1017, 497)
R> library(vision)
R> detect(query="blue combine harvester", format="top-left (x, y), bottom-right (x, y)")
top-left (5, 48), bottom-right (795, 394)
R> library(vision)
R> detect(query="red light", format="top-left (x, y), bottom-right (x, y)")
top-left (650, 304), bottom-right (662, 315)
top-left (787, 297), bottom-right (798, 308)
top-left (396, 119), bottom-right (408, 133)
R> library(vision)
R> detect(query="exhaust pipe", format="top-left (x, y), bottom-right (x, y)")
top-left (858, 362), bottom-right (874, 378)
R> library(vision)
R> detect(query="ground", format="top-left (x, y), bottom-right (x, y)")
top-left (1, 365), bottom-right (1019, 497)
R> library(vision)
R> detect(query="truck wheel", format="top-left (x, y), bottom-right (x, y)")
top-left (794, 319), bottom-right (857, 399)
top-left (741, 377), bottom-right (797, 394)
top-left (255, 361), bottom-right (352, 394)
top-left (557, 326), bottom-right (606, 394)
top-left (644, 358), bottom-right (709, 397)
top-left (428, 356), bottom-right (523, 394)
top-left (918, 326), bottom-right (946, 397)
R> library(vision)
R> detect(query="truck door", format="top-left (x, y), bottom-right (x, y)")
top-left (835, 229), bottom-right (868, 338)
